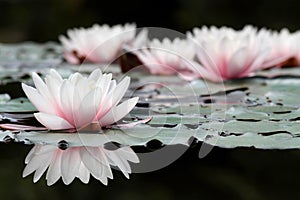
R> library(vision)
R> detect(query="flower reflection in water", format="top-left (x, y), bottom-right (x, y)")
top-left (23, 144), bottom-right (139, 186)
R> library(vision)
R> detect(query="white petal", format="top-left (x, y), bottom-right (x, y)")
top-left (23, 145), bottom-right (56, 178)
top-left (60, 80), bottom-right (76, 123)
top-left (103, 149), bottom-right (130, 178)
top-left (184, 60), bottom-right (222, 82)
top-left (33, 154), bottom-right (52, 183)
top-left (242, 48), bottom-right (270, 76)
top-left (135, 50), bottom-right (164, 74)
top-left (80, 147), bottom-right (112, 185)
top-left (108, 80), bottom-right (116, 92)
top-left (219, 37), bottom-right (232, 59)
top-left (46, 150), bottom-right (63, 186)
top-left (104, 146), bottom-right (139, 179)
top-left (112, 77), bottom-right (130, 103)
top-left (22, 83), bottom-right (56, 114)
top-left (32, 72), bottom-right (52, 102)
top-left (97, 147), bottom-right (113, 179)
top-left (117, 146), bottom-right (139, 163)
top-left (75, 87), bottom-right (102, 128)
top-left (34, 112), bottom-right (74, 130)
top-left (88, 69), bottom-right (102, 82)
top-left (80, 147), bottom-right (102, 179)
top-left (96, 73), bottom-right (112, 96)
top-left (96, 76), bottom-right (130, 119)
top-left (61, 148), bottom-right (81, 185)
top-left (130, 28), bottom-right (148, 48)
top-left (77, 162), bottom-right (90, 184)
top-left (227, 47), bottom-right (250, 78)
top-left (262, 54), bottom-right (290, 68)
top-left (75, 76), bottom-right (90, 100)
top-left (99, 97), bottom-right (138, 127)
top-left (70, 73), bottom-right (83, 85)
top-left (49, 69), bottom-right (63, 83)
top-left (45, 75), bottom-right (63, 111)
top-left (25, 145), bottom-right (38, 164)
top-left (196, 45), bottom-right (220, 75)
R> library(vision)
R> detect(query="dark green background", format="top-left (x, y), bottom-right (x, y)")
top-left (1, 0), bottom-right (300, 42)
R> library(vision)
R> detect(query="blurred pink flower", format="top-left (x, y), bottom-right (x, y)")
top-left (187, 25), bottom-right (284, 82)
top-left (23, 144), bottom-right (139, 185)
top-left (133, 37), bottom-right (198, 80)
top-left (261, 28), bottom-right (298, 68)
top-left (292, 31), bottom-right (300, 65)
top-left (59, 24), bottom-right (147, 64)
top-left (22, 69), bottom-right (138, 130)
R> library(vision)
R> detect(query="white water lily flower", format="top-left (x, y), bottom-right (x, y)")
top-left (23, 144), bottom-right (139, 186)
top-left (261, 28), bottom-right (298, 68)
top-left (22, 69), bottom-right (138, 130)
top-left (291, 30), bottom-right (300, 65)
top-left (187, 25), bottom-right (276, 82)
top-left (59, 23), bottom-right (144, 64)
top-left (133, 37), bottom-right (197, 80)
top-left (124, 28), bottom-right (149, 51)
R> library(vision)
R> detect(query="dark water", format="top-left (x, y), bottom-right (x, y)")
top-left (1, 142), bottom-right (299, 200)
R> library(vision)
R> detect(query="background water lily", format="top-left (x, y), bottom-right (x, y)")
top-left (261, 28), bottom-right (298, 68)
top-left (23, 144), bottom-right (139, 186)
top-left (59, 24), bottom-right (139, 64)
top-left (292, 30), bottom-right (300, 65)
top-left (22, 69), bottom-right (139, 130)
top-left (132, 37), bottom-right (198, 80)
top-left (187, 25), bottom-right (279, 82)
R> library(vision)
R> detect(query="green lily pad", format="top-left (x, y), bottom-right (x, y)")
top-left (0, 98), bottom-right (36, 112)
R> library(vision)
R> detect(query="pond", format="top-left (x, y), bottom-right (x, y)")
top-left (1, 31), bottom-right (300, 199)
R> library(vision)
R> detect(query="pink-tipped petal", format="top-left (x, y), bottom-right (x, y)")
top-left (0, 124), bottom-right (47, 131)
top-left (88, 68), bottom-right (102, 82)
top-left (80, 147), bottom-right (112, 185)
top-left (49, 69), bottom-right (63, 83)
top-left (96, 76), bottom-right (130, 119)
top-left (25, 146), bottom-right (38, 164)
top-left (99, 97), bottom-right (138, 127)
top-left (33, 154), bottom-right (52, 183)
top-left (103, 146), bottom-right (139, 179)
top-left (242, 48), bottom-right (270, 76)
top-left (22, 83), bottom-right (56, 114)
top-left (32, 72), bottom-right (51, 101)
top-left (23, 145), bottom-right (56, 178)
top-left (103, 149), bottom-right (130, 179)
top-left (46, 150), bottom-right (63, 186)
top-left (75, 87), bottom-right (102, 128)
top-left (96, 73), bottom-right (112, 96)
top-left (77, 162), bottom-right (90, 184)
top-left (61, 148), bottom-right (81, 185)
top-left (45, 75), bottom-right (63, 112)
top-left (227, 47), bottom-right (250, 78)
top-left (34, 113), bottom-right (74, 130)
top-left (60, 80), bottom-right (76, 123)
